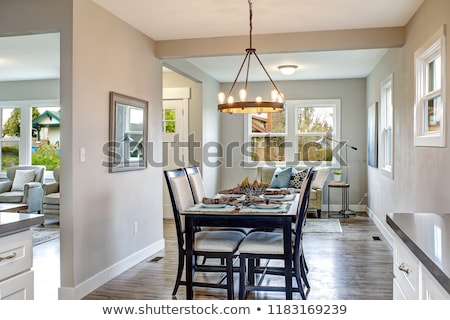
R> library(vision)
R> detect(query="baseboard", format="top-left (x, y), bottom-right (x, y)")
top-left (58, 238), bottom-right (165, 300)
top-left (321, 204), bottom-right (366, 213)
top-left (366, 206), bottom-right (394, 248)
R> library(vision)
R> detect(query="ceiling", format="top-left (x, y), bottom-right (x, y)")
top-left (0, 0), bottom-right (424, 82)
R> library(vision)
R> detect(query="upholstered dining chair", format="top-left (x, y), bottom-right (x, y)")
top-left (184, 166), bottom-right (254, 235)
top-left (164, 168), bottom-right (246, 299)
top-left (238, 167), bottom-right (315, 300)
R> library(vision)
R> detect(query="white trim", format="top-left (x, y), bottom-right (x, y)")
top-left (380, 74), bottom-right (394, 179)
top-left (414, 25), bottom-right (446, 147)
top-left (58, 239), bottom-right (165, 300)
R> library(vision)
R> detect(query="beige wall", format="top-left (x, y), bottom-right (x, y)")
top-left (366, 0), bottom-right (450, 240)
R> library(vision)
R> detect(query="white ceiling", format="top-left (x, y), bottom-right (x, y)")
top-left (0, 0), bottom-right (424, 82)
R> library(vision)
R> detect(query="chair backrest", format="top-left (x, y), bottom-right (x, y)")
top-left (293, 167), bottom-right (315, 252)
top-left (184, 167), bottom-right (206, 204)
top-left (53, 166), bottom-right (60, 183)
top-left (164, 168), bottom-right (195, 247)
top-left (6, 165), bottom-right (46, 184)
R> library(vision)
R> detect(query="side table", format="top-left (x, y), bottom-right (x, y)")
top-left (327, 181), bottom-right (350, 218)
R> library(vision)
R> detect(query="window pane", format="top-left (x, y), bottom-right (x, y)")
top-left (163, 109), bottom-right (175, 133)
top-left (297, 106), bottom-right (333, 133)
top-left (251, 112), bottom-right (285, 133)
top-left (385, 128), bottom-right (392, 167)
top-left (427, 56), bottom-right (441, 93)
top-left (425, 96), bottom-right (441, 133)
top-left (1, 141), bottom-right (19, 171)
top-left (250, 136), bottom-right (285, 161)
top-left (297, 135), bottom-right (332, 161)
top-left (2, 108), bottom-right (21, 138)
top-left (32, 106), bottom-right (61, 171)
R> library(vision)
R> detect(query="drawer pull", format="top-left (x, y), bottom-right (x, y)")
top-left (0, 252), bottom-right (17, 262)
top-left (399, 263), bottom-right (410, 275)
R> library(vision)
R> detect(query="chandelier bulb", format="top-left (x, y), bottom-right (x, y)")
top-left (239, 89), bottom-right (247, 101)
top-left (255, 96), bottom-right (262, 103)
top-left (228, 96), bottom-right (234, 104)
top-left (218, 92), bottom-right (226, 104)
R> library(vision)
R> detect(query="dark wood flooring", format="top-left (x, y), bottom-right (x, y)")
top-left (82, 212), bottom-right (393, 300)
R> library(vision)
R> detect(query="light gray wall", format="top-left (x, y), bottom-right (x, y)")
top-left (219, 78), bottom-right (367, 210)
top-left (0, 80), bottom-right (59, 101)
top-left (1, 0), bottom-right (164, 299)
top-left (366, 0), bottom-right (450, 240)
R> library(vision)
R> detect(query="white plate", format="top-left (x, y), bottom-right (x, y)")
top-left (200, 203), bottom-right (227, 209)
top-left (254, 204), bottom-right (282, 210)
top-left (264, 194), bottom-right (285, 199)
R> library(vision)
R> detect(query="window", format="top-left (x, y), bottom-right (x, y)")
top-left (0, 100), bottom-right (60, 173)
top-left (414, 26), bottom-right (446, 147)
top-left (380, 74), bottom-right (393, 177)
top-left (245, 99), bottom-right (340, 166)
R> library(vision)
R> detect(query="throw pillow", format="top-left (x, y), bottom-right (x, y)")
top-left (269, 167), bottom-right (293, 188)
top-left (289, 168), bottom-right (309, 189)
top-left (11, 169), bottom-right (36, 191)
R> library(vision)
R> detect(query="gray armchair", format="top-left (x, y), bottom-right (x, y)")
top-left (0, 165), bottom-right (46, 213)
top-left (42, 167), bottom-right (60, 222)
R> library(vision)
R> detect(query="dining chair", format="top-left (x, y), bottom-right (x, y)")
top-left (238, 167), bottom-right (315, 300)
top-left (184, 166), bottom-right (254, 235)
top-left (164, 168), bottom-right (246, 299)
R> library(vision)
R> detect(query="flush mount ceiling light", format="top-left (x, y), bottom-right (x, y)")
top-left (218, 0), bottom-right (285, 114)
top-left (278, 65), bottom-right (298, 75)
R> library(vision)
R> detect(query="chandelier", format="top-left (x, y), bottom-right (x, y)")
top-left (217, 0), bottom-right (286, 114)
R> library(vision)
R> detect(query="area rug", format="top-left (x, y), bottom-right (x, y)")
top-left (32, 228), bottom-right (60, 246)
top-left (303, 219), bottom-right (342, 233)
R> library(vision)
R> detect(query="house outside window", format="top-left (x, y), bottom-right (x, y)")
top-left (245, 99), bottom-right (340, 167)
top-left (414, 26), bottom-right (446, 147)
top-left (0, 100), bottom-right (60, 173)
top-left (380, 74), bottom-right (394, 178)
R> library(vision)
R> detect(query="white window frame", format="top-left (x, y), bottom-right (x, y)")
top-left (380, 74), bottom-right (394, 178)
top-left (0, 99), bottom-right (60, 178)
top-left (244, 99), bottom-right (341, 167)
top-left (414, 26), bottom-right (446, 147)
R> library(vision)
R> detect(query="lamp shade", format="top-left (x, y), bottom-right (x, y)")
top-left (278, 65), bottom-right (298, 75)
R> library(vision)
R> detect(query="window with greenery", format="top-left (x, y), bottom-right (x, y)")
top-left (245, 99), bottom-right (340, 166)
top-left (380, 74), bottom-right (393, 177)
top-left (0, 101), bottom-right (60, 172)
top-left (414, 26), bottom-right (446, 147)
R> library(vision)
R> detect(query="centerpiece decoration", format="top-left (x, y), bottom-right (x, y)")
top-left (239, 177), bottom-right (269, 197)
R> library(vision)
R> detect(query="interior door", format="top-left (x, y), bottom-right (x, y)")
top-left (162, 99), bottom-right (188, 218)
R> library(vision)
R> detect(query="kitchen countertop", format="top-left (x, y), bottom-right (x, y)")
top-left (0, 212), bottom-right (44, 237)
top-left (386, 212), bottom-right (450, 294)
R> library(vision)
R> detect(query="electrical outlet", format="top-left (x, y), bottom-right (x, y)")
top-left (364, 193), bottom-right (368, 197)
top-left (133, 222), bottom-right (138, 235)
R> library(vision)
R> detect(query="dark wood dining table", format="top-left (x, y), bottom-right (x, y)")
top-left (181, 193), bottom-right (299, 300)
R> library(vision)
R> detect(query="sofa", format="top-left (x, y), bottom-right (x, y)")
top-left (256, 166), bottom-right (330, 217)
top-left (0, 165), bottom-right (46, 213)
top-left (42, 166), bottom-right (60, 223)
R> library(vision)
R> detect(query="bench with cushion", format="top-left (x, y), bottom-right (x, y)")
top-left (256, 166), bottom-right (330, 217)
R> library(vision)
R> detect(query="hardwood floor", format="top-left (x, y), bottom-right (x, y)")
top-left (80, 212), bottom-right (393, 300)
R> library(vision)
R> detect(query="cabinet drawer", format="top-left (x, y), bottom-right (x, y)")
top-left (0, 230), bottom-right (32, 281)
top-left (0, 269), bottom-right (33, 300)
top-left (393, 239), bottom-right (419, 299)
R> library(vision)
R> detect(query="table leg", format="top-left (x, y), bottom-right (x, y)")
top-left (185, 217), bottom-right (195, 300)
top-left (283, 220), bottom-right (293, 299)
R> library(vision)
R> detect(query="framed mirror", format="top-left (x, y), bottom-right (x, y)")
top-left (109, 92), bottom-right (148, 172)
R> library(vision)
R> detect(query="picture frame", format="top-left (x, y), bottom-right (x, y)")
top-left (367, 102), bottom-right (378, 168)
top-left (109, 92), bottom-right (148, 173)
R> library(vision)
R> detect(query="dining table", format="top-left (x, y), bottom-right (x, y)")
top-left (181, 192), bottom-right (299, 300)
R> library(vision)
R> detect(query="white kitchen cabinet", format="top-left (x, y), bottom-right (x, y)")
top-left (0, 230), bottom-right (34, 300)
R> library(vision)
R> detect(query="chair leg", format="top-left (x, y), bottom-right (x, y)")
top-left (300, 255), bottom-right (310, 289)
top-left (293, 256), bottom-right (307, 300)
top-left (226, 255), bottom-right (234, 300)
top-left (172, 250), bottom-right (185, 296)
top-left (239, 255), bottom-right (247, 300)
